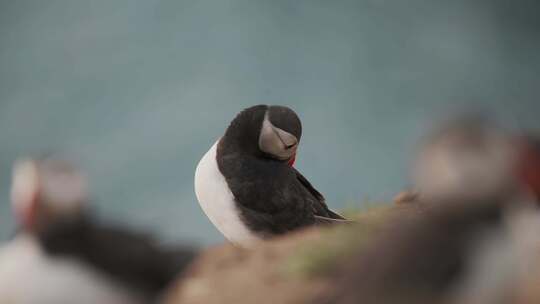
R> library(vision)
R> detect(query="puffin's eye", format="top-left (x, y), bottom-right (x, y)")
top-left (285, 143), bottom-right (296, 150)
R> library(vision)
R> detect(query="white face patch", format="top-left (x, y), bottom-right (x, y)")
top-left (10, 159), bottom-right (88, 224)
top-left (258, 111), bottom-right (298, 160)
top-left (194, 140), bottom-right (261, 246)
top-left (39, 160), bottom-right (88, 211)
top-left (11, 160), bottom-right (40, 221)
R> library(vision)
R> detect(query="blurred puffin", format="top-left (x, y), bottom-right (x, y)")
top-left (412, 116), bottom-right (525, 202)
top-left (321, 118), bottom-right (540, 304)
top-left (195, 105), bottom-right (347, 245)
top-left (0, 158), bottom-right (196, 304)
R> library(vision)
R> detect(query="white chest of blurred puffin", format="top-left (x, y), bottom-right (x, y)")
top-left (0, 234), bottom-right (141, 304)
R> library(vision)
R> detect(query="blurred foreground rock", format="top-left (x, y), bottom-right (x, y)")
top-left (163, 198), bottom-right (540, 304)
top-left (162, 205), bottom-right (402, 304)
top-left (163, 229), bottom-right (329, 304)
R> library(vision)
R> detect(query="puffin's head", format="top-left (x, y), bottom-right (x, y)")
top-left (224, 105), bottom-right (302, 166)
top-left (10, 158), bottom-right (88, 232)
top-left (413, 116), bottom-right (518, 201)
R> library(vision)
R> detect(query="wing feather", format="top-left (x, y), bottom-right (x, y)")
top-left (293, 168), bottom-right (348, 221)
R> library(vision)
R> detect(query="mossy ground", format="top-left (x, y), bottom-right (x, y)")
top-left (163, 203), bottom-right (400, 304)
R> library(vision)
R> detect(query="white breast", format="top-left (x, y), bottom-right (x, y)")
top-left (0, 234), bottom-right (143, 304)
top-left (194, 140), bottom-right (260, 246)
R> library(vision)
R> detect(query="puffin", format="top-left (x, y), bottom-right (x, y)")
top-left (319, 118), bottom-right (540, 304)
top-left (195, 105), bottom-right (347, 245)
top-left (412, 116), bottom-right (522, 202)
top-left (412, 116), bottom-right (540, 205)
top-left (0, 158), bottom-right (196, 304)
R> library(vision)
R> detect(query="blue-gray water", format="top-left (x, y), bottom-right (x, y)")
top-left (1, 0), bottom-right (539, 245)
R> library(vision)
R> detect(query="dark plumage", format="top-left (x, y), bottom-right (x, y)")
top-left (37, 212), bottom-right (197, 300)
top-left (217, 105), bottom-right (346, 237)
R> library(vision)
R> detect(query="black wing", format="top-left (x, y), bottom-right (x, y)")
top-left (37, 214), bottom-right (197, 299)
top-left (233, 168), bottom-right (351, 236)
top-left (293, 168), bottom-right (348, 221)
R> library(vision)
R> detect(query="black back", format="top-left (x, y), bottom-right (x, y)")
top-left (217, 105), bottom-right (343, 237)
top-left (37, 213), bottom-right (197, 301)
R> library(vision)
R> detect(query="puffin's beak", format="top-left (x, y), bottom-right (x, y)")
top-left (518, 141), bottom-right (540, 200)
top-left (288, 153), bottom-right (297, 167)
top-left (259, 112), bottom-right (299, 161)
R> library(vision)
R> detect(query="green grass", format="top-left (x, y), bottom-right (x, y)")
top-left (282, 204), bottom-right (392, 279)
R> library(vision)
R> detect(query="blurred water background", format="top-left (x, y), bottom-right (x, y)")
top-left (0, 0), bottom-right (539, 245)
